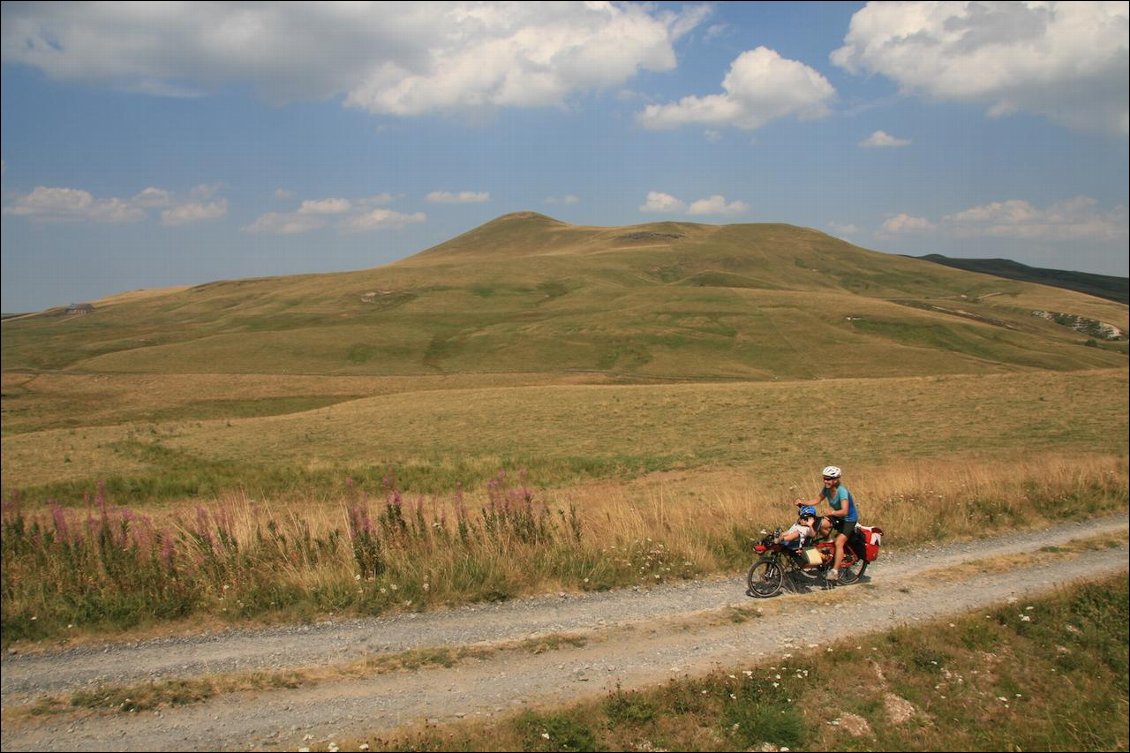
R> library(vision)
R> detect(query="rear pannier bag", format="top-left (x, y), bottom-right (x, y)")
top-left (857, 525), bottom-right (883, 562)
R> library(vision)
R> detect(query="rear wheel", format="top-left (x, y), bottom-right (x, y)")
top-left (746, 558), bottom-right (784, 598)
top-left (836, 548), bottom-right (868, 585)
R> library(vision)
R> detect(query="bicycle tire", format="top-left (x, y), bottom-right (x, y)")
top-left (746, 557), bottom-right (784, 598)
top-left (836, 547), bottom-right (867, 585)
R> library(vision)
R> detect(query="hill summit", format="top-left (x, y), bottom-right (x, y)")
top-left (2, 213), bottom-right (1126, 379)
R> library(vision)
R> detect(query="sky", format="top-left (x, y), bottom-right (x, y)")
top-left (2, 1), bottom-right (1128, 314)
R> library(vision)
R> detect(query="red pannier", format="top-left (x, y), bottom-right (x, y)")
top-left (857, 524), bottom-right (883, 562)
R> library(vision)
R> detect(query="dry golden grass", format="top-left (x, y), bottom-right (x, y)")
top-left (3, 368), bottom-right (1124, 496)
top-left (3, 444), bottom-right (1123, 649)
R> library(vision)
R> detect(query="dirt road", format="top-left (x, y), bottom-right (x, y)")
top-left (2, 513), bottom-right (1127, 752)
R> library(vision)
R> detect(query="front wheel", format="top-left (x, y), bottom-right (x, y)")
top-left (836, 549), bottom-right (868, 585)
top-left (746, 558), bottom-right (784, 598)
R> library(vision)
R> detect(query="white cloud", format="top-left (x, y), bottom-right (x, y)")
top-left (161, 200), bottom-right (228, 226)
top-left (298, 198), bottom-right (352, 215)
top-left (3, 185), bottom-right (230, 226)
top-left (880, 196), bottom-right (1127, 242)
top-left (640, 191), bottom-right (747, 217)
top-left (11, 183), bottom-right (235, 228)
top-left (881, 213), bottom-right (937, 234)
top-left (243, 212), bottom-right (327, 236)
top-left (640, 191), bottom-right (686, 213)
top-left (860, 130), bottom-right (910, 148)
top-left (832, 2), bottom-right (1129, 136)
top-left (0, 2), bottom-right (707, 119)
top-left (132, 187), bottom-right (173, 208)
top-left (426, 191), bottom-right (490, 204)
top-left (637, 46), bottom-right (835, 130)
top-left (274, 188), bottom-right (294, 201)
top-left (687, 195), bottom-right (748, 216)
top-left (244, 194), bottom-right (426, 235)
top-left (344, 208), bottom-right (427, 232)
top-left (3, 186), bottom-right (143, 223)
top-left (944, 196), bottom-right (1127, 241)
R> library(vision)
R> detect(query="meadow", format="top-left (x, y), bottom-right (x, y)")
top-left (3, 368), bottom-right (1126, 647)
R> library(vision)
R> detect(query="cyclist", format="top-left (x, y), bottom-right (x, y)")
top-left (795, 465), bottom-right (858, 581)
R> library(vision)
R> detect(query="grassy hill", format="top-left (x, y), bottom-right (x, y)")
top-left (2, 212), bottom-right (1127, 379)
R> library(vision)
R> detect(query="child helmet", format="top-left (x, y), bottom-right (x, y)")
top-left (799, 505), bottom-right (817, 517)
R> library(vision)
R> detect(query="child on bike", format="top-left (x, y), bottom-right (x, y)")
top-left (776, 506), bottom-right (821, 567)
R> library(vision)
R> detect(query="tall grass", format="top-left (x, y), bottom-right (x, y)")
top-left (2, 455), bottom-right (1126, 647)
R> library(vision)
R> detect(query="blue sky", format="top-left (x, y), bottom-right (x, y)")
top-left (2, 1), bottom-right (1127, 313)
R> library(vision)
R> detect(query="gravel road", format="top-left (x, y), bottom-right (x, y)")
top-left (2, 513), bottom-right (1127, 752)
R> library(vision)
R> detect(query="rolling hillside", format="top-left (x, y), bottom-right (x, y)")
top-left (2, 212), bottom-right (1127, 380)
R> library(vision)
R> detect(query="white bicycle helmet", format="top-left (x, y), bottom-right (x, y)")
top-left (822, 465), bottom-right (842, 479)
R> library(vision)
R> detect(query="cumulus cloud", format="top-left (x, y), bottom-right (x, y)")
top-left (832, 1), bottom-right (1129, 136)
top-left (132, 187), bottom-right (173, 208)
top-left (1, 187), bottom-right (144, 223)
top-left (161, 200), bottom-right (229, 226)
top-left (881, 213), bottom-right (937, 235)
top-left (944, 196), bottom-right (1127, 241)
top-left (860, 130), bottom-right (910, 148)
top-left (244, 194), bottom-right (425, 235)
top-left (640, 191), bottom-right (747, 217)
top-left (640, 191), bottom-right (686, 213)
top-left (0, 2), bottom-right (707, 119)
top-left (344, 208), bottom-right (427, 232)
top-left (637, 46), bottom-right (835, 130)
top-left (243, 212), bottom-right (327, 236)
top-left (297, 198), bottom-right (352, 215)
top-left (426, 191), bottom-right (490, 204)
top-left (880, 196), bottom-right (1127, 241)
top-left (687, 195), bottom-right (748, 216)
top-left (2, 184), bottom-right (224, 225)
top-left (358, 192), bottom-right (396, 206)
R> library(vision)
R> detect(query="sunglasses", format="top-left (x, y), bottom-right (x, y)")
top-left (822, 477), bottom-right (837, 481)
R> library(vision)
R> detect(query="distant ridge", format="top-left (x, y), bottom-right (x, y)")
top-left (916, 254), bottom-right (1128, 305)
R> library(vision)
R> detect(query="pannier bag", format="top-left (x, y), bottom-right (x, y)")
top-left (856, 525), bottom-right (883, 562)
top-left (800, 548), bottom-right (823, 567)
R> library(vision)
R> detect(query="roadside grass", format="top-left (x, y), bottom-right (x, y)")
top-left (2, 453), bottom-right (1125, 647)
top-left (7, 632), bottom-right (595, 725)
top-left (331, 573), bottom-right (1129, 752)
